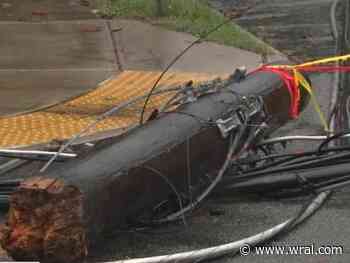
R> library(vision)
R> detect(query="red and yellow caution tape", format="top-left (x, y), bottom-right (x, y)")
top-left (255, 54), bottom-right (350, 132)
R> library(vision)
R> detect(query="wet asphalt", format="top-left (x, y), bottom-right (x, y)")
top-left (210, 0), bottom-right (337, 61)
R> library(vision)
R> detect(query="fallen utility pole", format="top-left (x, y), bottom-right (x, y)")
top-left (0, 68), bottom-right (310, 263)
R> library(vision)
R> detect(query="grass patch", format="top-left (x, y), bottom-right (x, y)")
top-left (99, 0), bottom-right (274, 54)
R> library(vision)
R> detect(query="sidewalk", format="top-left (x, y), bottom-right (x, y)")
top-left (0, 0), bottom-right (284, 115)
top-left (0, 0), bottom-right (117, 115)
top-left (111, 19), bottom-right (268, 74)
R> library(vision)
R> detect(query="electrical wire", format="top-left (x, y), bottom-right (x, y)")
top-left (0, 179), bottom-right (22, 186)
top-left (160, 111), bottom-right (217, 126)
top-left (0, 150), bottom-right (76, 162)
top-left (152, 120), bottom-right (248, 224)
top-left (315, 174), bottom-right (350, 189)
top-left (159, 81), bottom-right (195, 113)
top-left (0, 179), bottom-right (21, 209)
top-left (100, 192), bottom-right (330, 263)
top-left (39, 86), bottom-right (185, 173)
top-left (186, 137), bottom-right (193, 207)
top-left (317, 179), bottom-right (350, 192)
top-left (151, 112), bottom-right (266, 224)
top-left (259, 135), bottom-right (329, 145)
top-left (233, 143), bottom-right (350, 176)
top-left (142, 166), bottom-right (187, 227)
top-left (238, 155), bottom-right (301, 173)
top-left (281, 151), bottom-right (341, 166)
top-left (221, 160), bottom-right (350, 193)
top-left (41, 78), bottom-right (233, 173)
top-left (244, 133), bottom-right (350, 171)
top-left (250, 175), bottom-right (350, 198)
top-left (233, 151), bottom-right (350, 182)
top-left (139, 16), bottom-right (239, 125)
top-left (330, 0), bottom-right (340, 41)
top-left (259, 133), bottom-right (350, 146)
top-left (237, 144), bottom-right (350, 166)
top-left (318, 130), bottom-right (350, 152)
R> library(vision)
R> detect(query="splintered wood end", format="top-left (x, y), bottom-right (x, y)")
top-left (0, 177), bottom-right (87, 263)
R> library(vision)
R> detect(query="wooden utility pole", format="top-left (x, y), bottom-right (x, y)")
top-left (0, 69), bottom-right (311, 263)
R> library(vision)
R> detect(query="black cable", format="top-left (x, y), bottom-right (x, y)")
top-left (317, 179), bottom-right (350, 192)
top-left (236, 155), bottom-right (302, 174)
top-left (142, 165), bottom-right (187, 227)
top-left (186, 137), bottom-right (193, 206)
top-left (236, 144), bottom-right (350, 167)
top-left (318, 130), bottom-right (350, 152)
top-left (294, 173), bottom-right (318, 196)
top-left (160, 111), bottom-right (217, 126)
top-left (152, 115), bottom-right (256, 224)
top-left (221, 153), bottom-right (350, 189)
top-left (224, 158), bottom-right (350, 190)
top-left (328, 0), bottom-right (341, 129)
top-left (139, 16), bottom-right (238, 125)
top-left (260, 176), bottom-right (350, 198)
top-left (279, 154), bottom-right (334, 167)
top-left (264, 170), bottom-right (350, 199)
top-left (315, 174), bottom-right (350, 188)
top-left (233, 144), bottom-right (350, 176)
top-left (0, 154), bottom-right (69, 162)
top-left (249, 152), bottom-right (350, 178)
top-left (250, 153), bottom-right (334, 172)
top-left (0, 179), bottom-right (22, 186)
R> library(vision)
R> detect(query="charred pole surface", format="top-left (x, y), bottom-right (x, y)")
top-left (0, 69), bottom-right (309, 262)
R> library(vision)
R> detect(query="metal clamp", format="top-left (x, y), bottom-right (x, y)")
top-left (216, 113), bottom-right (241, 139)
top-left (216, 96), bottom-right (265, 138)
top-left (181, 88), bottom-right (197, 104)
top-left (238, 96), bottom-right (264, 123)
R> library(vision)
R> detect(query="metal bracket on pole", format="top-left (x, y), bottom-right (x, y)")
top-left (216, 96), bottom-right (265, 138)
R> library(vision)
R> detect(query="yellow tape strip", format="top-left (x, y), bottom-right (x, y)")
top-left (295, 71), bottom-right (329, 132)
top-left (264, 53), bottom-right (350, 132)
top-left (297, 54), bottom-right (350, 68)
